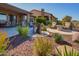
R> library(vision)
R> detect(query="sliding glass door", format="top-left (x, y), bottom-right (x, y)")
top-left (8, 15), bottom-right (17, 26)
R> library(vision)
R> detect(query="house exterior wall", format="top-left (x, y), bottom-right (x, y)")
top-left (31, 10), bottom-right (42, 17)
top-left (31, 10), bottom-right (56, 21)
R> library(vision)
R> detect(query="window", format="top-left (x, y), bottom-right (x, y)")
top-left (13, 15), bottom-right (16, 20)
top-left (0, 13), bottom-right (7, 21)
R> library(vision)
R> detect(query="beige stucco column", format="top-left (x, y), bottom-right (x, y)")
top-left (16, 15), bottom-right (23, 25)
top-left (6, 14), bottom-right (10, 26)
top-left (48, 15), bottom-right (51, 21)
top-left (16, 15), bottom-right (20, 24)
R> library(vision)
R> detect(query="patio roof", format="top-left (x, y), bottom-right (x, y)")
top-left (31, 9), bottom-right (56, 18)
top-left (0, 3), bottom-right (32, 15)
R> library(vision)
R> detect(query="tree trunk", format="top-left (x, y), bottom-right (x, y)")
top-left (36, 23), bottom-right (41, 34)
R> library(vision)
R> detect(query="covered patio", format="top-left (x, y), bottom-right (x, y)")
top-left (0, 3), bottom-right (32, 27)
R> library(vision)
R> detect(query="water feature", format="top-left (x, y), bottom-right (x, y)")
top-left (2, 27), bottom-right (18, 37)
top-left (1, 26), bottom-right (34, 37)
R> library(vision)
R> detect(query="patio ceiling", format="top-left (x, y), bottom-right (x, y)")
top-left (0, 3), bottom-right (32, 15)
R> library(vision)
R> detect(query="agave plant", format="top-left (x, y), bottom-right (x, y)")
top-left (56, 45), bottom-right (79, 56)
top-left (41, 24), bottom-right (47, 31)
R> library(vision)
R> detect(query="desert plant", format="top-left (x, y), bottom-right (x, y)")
top-left (35, 16), bottom-right (47, 25)
top-left (17, 26), bottom-right (29, 38)
top-left (56, 45), bottom-right (79, 56)
top-left (33, 37), bottom-right (53, 56)
top-left (53, 33), bottom-right (63, 43)
top-left (42, 26), bottom-right (47, 31)
top-left (41, 23), bottom-right (47, 31)
top-left (0, 32), bottom-right (10, 55)
top-left (46, 20), bottom-right (52, 25)
top-left (61, 16), bottom-right (72, 26)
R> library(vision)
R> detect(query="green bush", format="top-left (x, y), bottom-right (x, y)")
top-left (42, 26), bottom-right (47, 31)
top-left (53, 33), bottom-right (63, 43)
top-left (61, 16), bottom-right (72, 26)
top-left (56, 45), bottom-right (79, 56)
top-left (17, 26), bottom-right (29, 38)
top-left (35, 16), bottom-right (47, 25)
top-left (41, 23), bottom-right (47, 31)
top-left (47, 20), bottom-right (52, 25)
top-left (33, 37), bottom-right (53, 56)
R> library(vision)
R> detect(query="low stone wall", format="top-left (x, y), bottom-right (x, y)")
top-left (72, 32), bottom-right (79, 41)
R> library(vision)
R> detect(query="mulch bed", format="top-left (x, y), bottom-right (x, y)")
top-left (6, 34), bottom-right (79, 56)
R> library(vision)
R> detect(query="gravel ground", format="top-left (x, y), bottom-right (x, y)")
top-left (6, 34), bottom-right (79, 56)
top-left (7, 40), bottom-right (33, 56)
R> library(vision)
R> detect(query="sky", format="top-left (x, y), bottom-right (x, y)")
top-left (9, 3), bottom-right (79, 21)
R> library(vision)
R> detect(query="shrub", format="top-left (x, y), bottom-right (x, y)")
top-left (56, 45), bottom-right (79, 56)
top-left (17, 26), bottom-right (29, 38)
top-left (42, 26), bottom-right (47, 31)
top-left (0, 32), bottom-right (10, 55)
top-left (35, 16), bottom-right (47, 25)
top-left (41, 23), bottom-right (47, 31)
top-left (61, 16), bottom-right (72, 26)
top-left (53, 33), bottom-right (63, 43)
top-left (33, 37), bottom-right (53, 56)
top-left (47, 20), bottom-right (52, 25)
